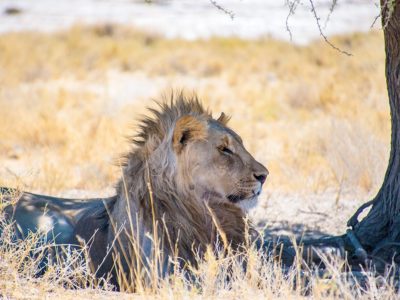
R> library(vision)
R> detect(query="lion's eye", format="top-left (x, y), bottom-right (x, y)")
top-left (219, 146), bottom-right (233, 155)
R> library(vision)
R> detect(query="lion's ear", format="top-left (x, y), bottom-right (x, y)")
top-left (173, 115), bottom-right (207, 153)
top-left (217, 112), bottom-right (231, 125)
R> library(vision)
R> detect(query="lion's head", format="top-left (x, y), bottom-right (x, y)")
top-left (119, 94), bottom-right (268, 214)
top-left (172, 109), bottom-right (268, 212)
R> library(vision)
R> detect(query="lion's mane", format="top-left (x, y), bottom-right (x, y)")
top-left (112, 94), bottom-right (246, 263)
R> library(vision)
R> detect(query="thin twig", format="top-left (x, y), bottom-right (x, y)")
top-left (323, 0), bottom-right (337, 29)
top-left (309, 0), bottom-right (352, 56)
top-left (298, 209), bottom-right (329, 217)
top-left (285, 0), bottom-right (300, 41)
top-left (210, 0), bottom-right (235, 20)
top-left (370, 13), bottom-right (381, 29)
top-left (370, 1), bottom-right (381, 29)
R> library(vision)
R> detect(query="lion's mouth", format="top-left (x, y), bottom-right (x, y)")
top-left (227, 193), bottom-right (248, 203)
top-left (227, 188), bottom-right (262, 203)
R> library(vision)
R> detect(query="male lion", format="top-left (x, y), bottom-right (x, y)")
top-left (1, 95), bottom-right (268, 288)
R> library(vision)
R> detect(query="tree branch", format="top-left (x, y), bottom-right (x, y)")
top-left (323, 0), bottom-right (338, 29)
top-left (309, 0), bottom-right (352, 56)
top-left (210, 0), bottom-right (235, 20)
top-left (285, 0), bottom-right (300, 41)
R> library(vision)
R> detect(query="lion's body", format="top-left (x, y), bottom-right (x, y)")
top-left (1, 95), bottom-right (268, 289)
top-left (2, 188), bottom-right (114, 245)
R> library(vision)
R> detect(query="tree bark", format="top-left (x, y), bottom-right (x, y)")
top-left (348, 0), bottom-right (400, 265)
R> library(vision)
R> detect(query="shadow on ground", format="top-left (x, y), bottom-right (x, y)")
top-left (255, 220), bottom-right (345, 267)
top-left (258, 220), bottom-right (334, 240)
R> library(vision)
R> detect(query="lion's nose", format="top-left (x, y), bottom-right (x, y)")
top-left (254, 172), bottom-right (267, 185)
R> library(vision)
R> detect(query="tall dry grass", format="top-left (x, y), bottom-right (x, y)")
top-left (0, 25), bottom-right (393, 298)
top-left (1, 194), bottom-right (399, 299)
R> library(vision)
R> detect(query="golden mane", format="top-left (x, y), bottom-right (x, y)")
top-left (113, 93), bottom-right (245, 264)
top-left (130, 93), bottom-right (211, 149)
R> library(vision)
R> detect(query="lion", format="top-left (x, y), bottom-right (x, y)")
top-left (1, 94), bottom-right (268, 288)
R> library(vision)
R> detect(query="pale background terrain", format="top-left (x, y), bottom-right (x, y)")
top-left (0, 0), bottom-right (391, 298)
top-left (0, 0), bottom-right (380, 43)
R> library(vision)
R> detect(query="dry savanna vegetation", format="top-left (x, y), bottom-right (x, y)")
top-left (0, 25), bottom-right (393, 298)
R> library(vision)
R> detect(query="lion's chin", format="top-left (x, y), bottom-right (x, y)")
top-left (235, 196), bottom-right (258, 212)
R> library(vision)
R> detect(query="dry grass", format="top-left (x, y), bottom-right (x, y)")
top-left (0, 25), bottom-right (392, 298)
top-left (1, 205), bottom-right (399, 299)
top-left (0, 25), bottom-right (388, 196)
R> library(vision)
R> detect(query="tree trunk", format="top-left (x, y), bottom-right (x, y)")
top-left (260, 1), bottom-right (400, 273)
top-left (347, 1), bottom-right (400, 266)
